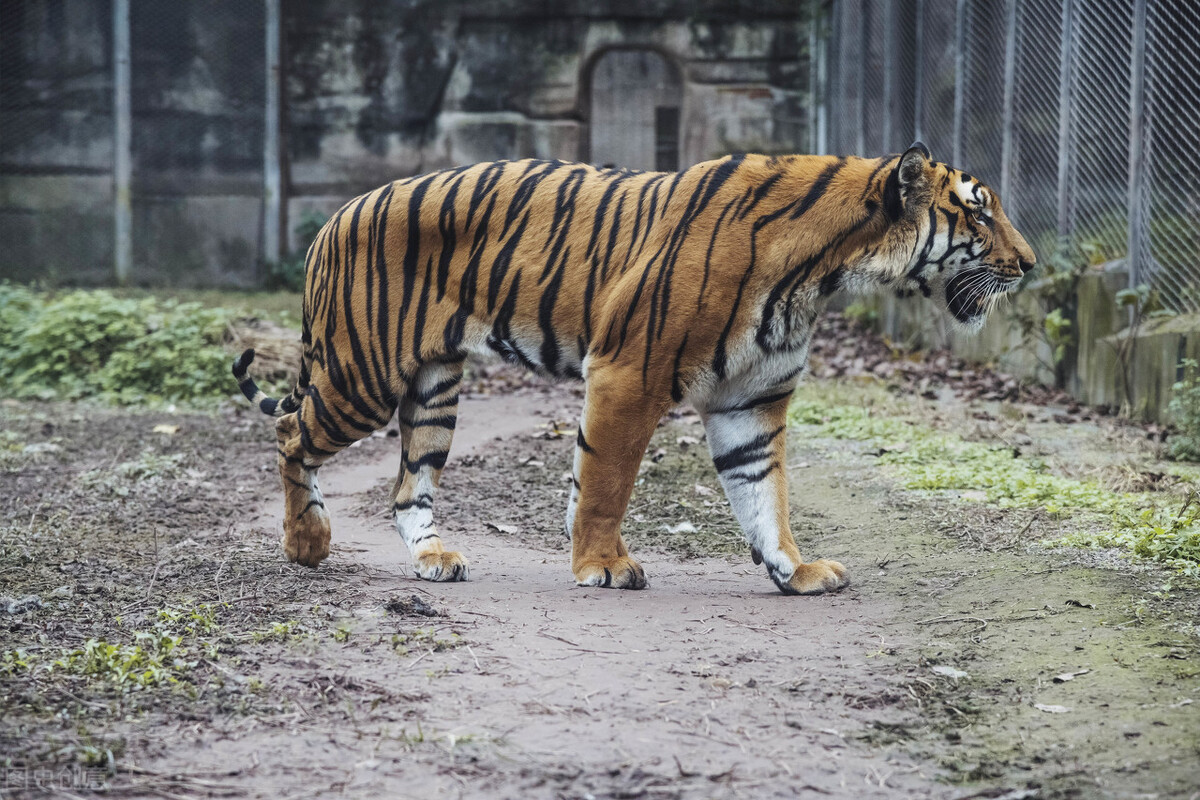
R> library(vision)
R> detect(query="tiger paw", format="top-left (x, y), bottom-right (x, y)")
top-left (574, 556), bottom-right (648, 590)
top-left (282, 507), bottom-right (332, 568)
top-left (414, 551), bottom-right (470, 582)
top-left (782, 558), bottom-right (849, 595)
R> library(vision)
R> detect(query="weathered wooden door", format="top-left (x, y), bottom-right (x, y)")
top-left (589, 49), bottom-right (682, 172)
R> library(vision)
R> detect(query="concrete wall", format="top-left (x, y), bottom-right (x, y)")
top-left (2, 0), bottom-right (814, 285)
top-left (281, 0), bottom-right (815, 252)
top-left (0, 0), bottom-right (115, 285)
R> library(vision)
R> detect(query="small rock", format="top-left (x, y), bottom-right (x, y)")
top-left (930, 665), bottom-right (970, 680)
top-left (1, 595), bottom-right (43, 615)
top-left (384, 595), bottom-right (441, 617)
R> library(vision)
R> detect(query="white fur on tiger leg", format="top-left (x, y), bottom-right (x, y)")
top-left (392, 464), bottom-right (469, 582)
top-left (392, 361), bottom-right (470, 582)
top-left (701, 400), bottom-right (848, 595)
top-left (563, 406), bottom-right (587, 540)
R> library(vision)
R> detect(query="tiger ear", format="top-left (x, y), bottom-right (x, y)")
top-left (898, 141), bottom-right (931, 189)
top-left (884, 141), bottom-right (931, 220)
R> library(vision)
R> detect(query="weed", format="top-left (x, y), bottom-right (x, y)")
top-left (0, 285), bottom-right (293, 406)
top-left (1058, 495), bottom-right (1200, 578)
top-left (1168, 358), bottom-right (1200, 462)
top-left (391, 628), bottom-right (462, 656)
top-left (252, 620), bottom-right (303, 643)
top-left (51, 631), bottom-right (190, 689)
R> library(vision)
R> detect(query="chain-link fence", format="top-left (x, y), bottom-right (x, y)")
top-left (822, 0), bottom-right (1200, 315)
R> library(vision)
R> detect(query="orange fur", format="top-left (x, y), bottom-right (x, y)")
top-left (235, 146), bottom-right (1034, 593)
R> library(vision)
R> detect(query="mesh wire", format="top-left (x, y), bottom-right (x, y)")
top-left (961, 0), bottom-right (1007, 187)
top-left (823, 0), bottom-right (1200, 313)
top-left (1067, 0), bottom-right (1132, 267)
top-left (1009, 0), bottom-right (1063, 252)
top-left (916, 0), bottom-right (956, 163)
top-left (1144, 0), bottom-right (1200, 312)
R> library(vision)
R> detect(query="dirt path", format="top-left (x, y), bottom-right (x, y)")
top-left (128, 388), bottom-right (1199, 800)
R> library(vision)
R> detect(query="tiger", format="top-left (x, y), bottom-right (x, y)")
top-left (232, 141), bottom-right (1035, 595)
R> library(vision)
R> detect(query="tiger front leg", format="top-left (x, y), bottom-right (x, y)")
top-left (700, 392), bottom-right (849, 595)
top-left (568, 367), bottom-right (669, 589)
top-left (392, 362), bottom-right (469, 582)
top-left (275, 412), bottom-right (332, 568)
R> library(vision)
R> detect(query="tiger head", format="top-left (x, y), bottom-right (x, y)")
top-left (883, 142), bottom-right (1035, 330)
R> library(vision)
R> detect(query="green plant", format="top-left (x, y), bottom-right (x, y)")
top-left (789, 387), bottom-right (1199, 572)
top-left (843, 301), bottom-right (879, 328)
top-left (0, 288), bottom-right (246, 406)
top-left (1110, 284), bottom-right (1173, 416)
top-left (1168, 358), bottom-right (1200, 462)
top-left (1043, 308), bottom-right (1072, 365)
top-left (1059, 493), bottom-right (1200, 577)
top-left (52, 631), bottom-right (190, 689)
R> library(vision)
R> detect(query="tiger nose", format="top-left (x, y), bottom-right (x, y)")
top-left (1019, 257), bottom-right (1035, 274)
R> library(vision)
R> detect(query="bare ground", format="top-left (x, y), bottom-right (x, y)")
top-left (1, 376), bottom-right (1198, 800)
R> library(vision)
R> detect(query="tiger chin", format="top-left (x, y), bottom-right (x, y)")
top-left (232, 140), bottom-right (1034, 596)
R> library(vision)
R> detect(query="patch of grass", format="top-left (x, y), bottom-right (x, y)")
top-left (391, 628), bottom-right (463, 656)
top-left (788, 386), bottom-right (1198, 573)
top-left (116, 288), bottom-right (301, 328)
top-left (1059, 497), bottom-right (1200, 578)
top-left (3, 601), bottom-right (225, 693)
top-left (51, 631), bottom-right (191, 689)
top-left (0, 284), bottom-right (298, 407)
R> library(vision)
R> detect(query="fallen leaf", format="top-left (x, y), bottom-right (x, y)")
top-left (1053, 669), bottom-right (1090, 683)
top-left (676, 435), bottom-right (701, 448)
top-left (664, 521), bottom-right (697, 534)
top-left (152, 424), bottom-right (180, 435)
top-left (1065, 599), bottom-right (1097, 609)
top-left (1034, 703), bottom-right (1069, 713)
top-left (930, 665), bottom-right (970, 680)
top-left (694, 484), bottom-right (716, 497)
top-left (485, 521), bottom-right (519, 535)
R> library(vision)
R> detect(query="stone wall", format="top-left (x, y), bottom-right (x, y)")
top-left (2, 0), bottom-right (813, 285)
top-left (282, 0), bottom-right (815, 251)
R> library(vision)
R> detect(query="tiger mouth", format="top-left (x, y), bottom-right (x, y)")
top-left (945, 268), bottom-right (1020, 323)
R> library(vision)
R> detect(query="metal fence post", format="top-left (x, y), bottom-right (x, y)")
top-left (853, 0), bottom-right (865, 156)
top-left (952, 0), bottom-right (966, 166)
top-left (913, 0), bottom-right (925, 143)
top-left (999, 0), bottom-right (1018, 208)
top-left (809, 0), bottom-right (824, 154)
top-left (1056, 0), bottom-right (1075, 255)
top-left (113, 0), bottom-right (131, 285)
top-left (882, 0), bottom-right (894, 150)
top-left (1127, 0), bottom-right (1148, 290)
top-left (264, 0), bottom-right (282, 267)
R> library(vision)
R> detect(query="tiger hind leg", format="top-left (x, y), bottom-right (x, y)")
top-left (392, 360), bottom-right (470, 582)
top-left (275, 383), bottom-right (392, 567)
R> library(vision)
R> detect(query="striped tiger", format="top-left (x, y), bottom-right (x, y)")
top-left (233, 141), bottom-right (1034, 595)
